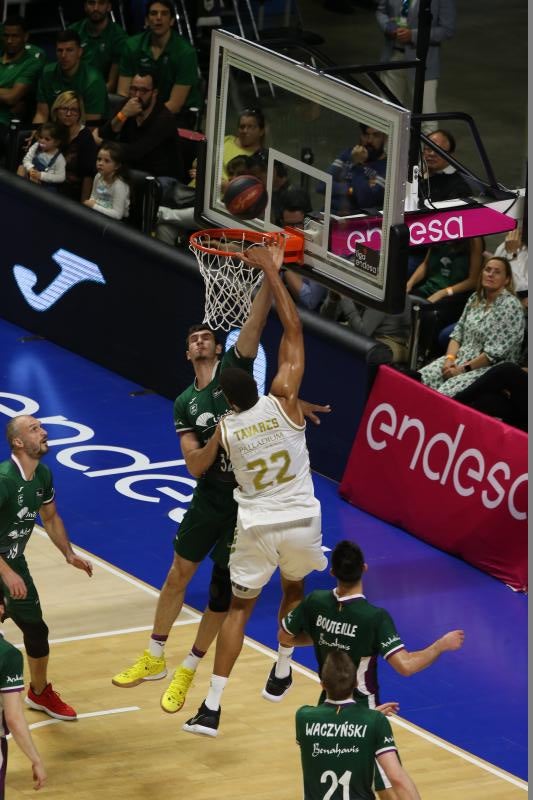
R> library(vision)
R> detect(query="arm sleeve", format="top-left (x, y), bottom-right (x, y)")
top-left (376, 0), bottom-right (394, 33)
top-left (449, 294), bottom-right (474, 345)
top-left (376, 608), bottom-right (405, 660)
top-left (22, 142), bottom-right (37, 171)
top-left (40, 153), bottom-right (66, 183)
top-left (350, 162), bottom-right (386, 208)
top-left (94, 178), bottom-right (130, 219)
top-left (298, 280), bottom-right (327, 311)
top-left (411, 0), bottom-right (456, 46)
top-left (345, 303), bottom-right (386, 337)
top-left (0, 646), bottom-right (24, 692)
top-left (174, 393), bottom-right (192, 433)
top-left (483, 296), bottom-right (525, 364)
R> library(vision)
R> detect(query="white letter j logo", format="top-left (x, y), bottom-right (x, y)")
top-left (13, 249), bottom-right (106, 311)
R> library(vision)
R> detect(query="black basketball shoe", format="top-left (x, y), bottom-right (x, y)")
top-left (262, 665), bottom-right (293, 702)
top-left (182, 701), bottom-right (221, 737)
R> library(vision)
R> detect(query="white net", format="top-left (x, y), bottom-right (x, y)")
top-left (190, 231), bottom-right (267, 331)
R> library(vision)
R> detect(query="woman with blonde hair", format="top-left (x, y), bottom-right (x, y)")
top-left (51, 90), bottom-right (97, 201)
top-left (418, 256), bottom-right (525, 398)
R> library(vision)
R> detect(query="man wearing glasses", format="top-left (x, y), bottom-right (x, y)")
top-left (94, 70), bottom-right (184, 179)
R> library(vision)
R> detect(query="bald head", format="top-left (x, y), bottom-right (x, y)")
top-left (6, 415), bottom-right (49, 459)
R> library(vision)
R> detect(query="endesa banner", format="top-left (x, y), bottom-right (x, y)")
top-left (340, 366), bottom-right (528, 592)
top-left (330, 205), bottom-right (516, 255)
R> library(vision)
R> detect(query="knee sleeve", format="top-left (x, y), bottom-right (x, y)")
top-left (208, 564), bottom-right (232, 612)
top-left (21, 620), bottom-right (49, 659)
top-left (231, 581), bottom-right (261, 600)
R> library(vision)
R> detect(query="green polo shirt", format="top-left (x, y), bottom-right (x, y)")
top-left (69, 18), bottom-right (127, 78)
top-left (119, 29), bottom-right (200, 109)
top-left (0, 48), bottom-right (44, 126)
top-left (37, 60), bottom-right (109, 117)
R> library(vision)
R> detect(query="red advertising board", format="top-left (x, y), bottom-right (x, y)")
top-left (340, 366), bottom-right (528, 592)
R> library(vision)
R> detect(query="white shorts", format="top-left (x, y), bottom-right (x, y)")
top-left (229, 515), bottom-right (327, 592)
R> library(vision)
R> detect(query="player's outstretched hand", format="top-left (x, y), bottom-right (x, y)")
top-left (242, 239), bottom-right (285, 273)
top-left (375, 701), bottom-right (399, 716)
top-left (439, 630), bottom-right (465, 652)
top-left (32, 759), bottom-right (47, 790)
top-left (299, 399), bottom-right (332, 425)
top-left (67, 552), bottom-right (93, 577)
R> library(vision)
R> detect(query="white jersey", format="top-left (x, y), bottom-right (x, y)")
top-left (220, 394), bottom-right (320, 529)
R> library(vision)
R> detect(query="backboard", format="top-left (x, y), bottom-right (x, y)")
top-left (199, 30), bottom-right (412, 312)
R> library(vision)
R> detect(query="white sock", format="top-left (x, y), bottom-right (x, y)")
top-left (205, 674), bottom-right (228, 711)
top-left (148, 637), bottom-right (166, 658)
top-left (182, 651), bottom-right (203, 671)
top-left (275, 645), bottom-right (294, 679)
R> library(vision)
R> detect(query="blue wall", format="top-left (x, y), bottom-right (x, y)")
top-left (0, 169), bottom-right (391, 480)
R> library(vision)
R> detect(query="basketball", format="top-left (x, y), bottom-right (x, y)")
top-left (223, 174), bottom-right (268, 220)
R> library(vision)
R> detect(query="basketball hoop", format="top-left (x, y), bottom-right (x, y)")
top-left (189, 228), bottom-right (304, 331)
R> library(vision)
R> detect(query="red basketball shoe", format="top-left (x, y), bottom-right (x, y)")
top-left (25, 683), bottom-right (77, 721)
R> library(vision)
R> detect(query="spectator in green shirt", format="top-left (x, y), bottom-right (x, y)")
top-left (33, 29), bottom-right (108, 124)
top-left (69, 0), bottom-right (127, 93)
top-left (117, 0), bottom-right (201, 126)
top-left (0, 16), bottom-right (45, 136)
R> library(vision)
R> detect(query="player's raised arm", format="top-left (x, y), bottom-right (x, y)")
top-left (243, 242), bottom-right (304, 420)
top-left (235, 266), bottom-right (272, 359)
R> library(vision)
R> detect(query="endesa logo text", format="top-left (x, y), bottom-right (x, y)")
top-left (330, 206), bottom-right (516, 255)
top-left (0, 392), bottom-right (194, 524)
top-left (366, 402), bottom-right (527, 521)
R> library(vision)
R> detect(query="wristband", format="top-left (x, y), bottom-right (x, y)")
top-left (445, 354), bottom-right (456, 362)
top-left (446, 287), bottom-right (454, 296)
top-left (116, 111), bottom-right (127, 123)
top-left (463, 363), bottom-right (472, 373)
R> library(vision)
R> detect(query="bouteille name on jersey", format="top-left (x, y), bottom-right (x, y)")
top-left (316, 614), bottom-right (359, 638)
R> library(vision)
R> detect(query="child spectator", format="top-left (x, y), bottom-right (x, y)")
top-left (84, 141), bottom-right (130, 219)
top-left (17, 122), bottom-right (67, 188)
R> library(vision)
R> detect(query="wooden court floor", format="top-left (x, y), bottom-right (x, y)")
top-left (4, 531), bottom-right (527, 799)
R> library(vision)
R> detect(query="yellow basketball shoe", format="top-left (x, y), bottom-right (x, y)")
top-left (112, 650), bottom-right (167, 687)
top-left (160, 666), bottom-right (195, 713)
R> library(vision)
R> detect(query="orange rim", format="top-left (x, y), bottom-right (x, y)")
top-left (189, 228), bottom-right (304, 264)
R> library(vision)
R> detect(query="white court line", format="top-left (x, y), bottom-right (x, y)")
top-left (17, 706), bottom-right (141, 734)
top-left (32, 529), bottom-right (527, 791)
top-left (390, 718), bottom-right (528, 791)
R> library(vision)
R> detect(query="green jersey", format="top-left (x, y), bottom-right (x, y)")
top-left (296, 701), bottom-right (398, 800)
top-left (37, 60), bottom-right (108, 117)
top-left (69, 18), bottom-right (127, 78)
top-left (0, 634), bottom-right (24, 737)
top-left (0, 457), bottom-right (54, 562)
top-left (174, 345), bottom-right (254, 484)
top-left (0, 48), bottom-right (44, 125)
top-left (119, 29), bottom-right (201, 110)
top-left (283, 590), bottom-right (404, 705)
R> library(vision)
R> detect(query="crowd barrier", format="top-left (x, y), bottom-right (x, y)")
top-left (340, 365), bottom-right (528, 592)
top-left (0, 169), bottom-right (392, 481)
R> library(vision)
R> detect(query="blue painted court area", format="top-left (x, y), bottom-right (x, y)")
top-left (0, 317), bottom-right (527, 781)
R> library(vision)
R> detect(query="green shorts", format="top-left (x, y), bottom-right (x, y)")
top-left (0, 556), bottom-right (44, 626)
top-left (174, 478), bottom-right (237, 567)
